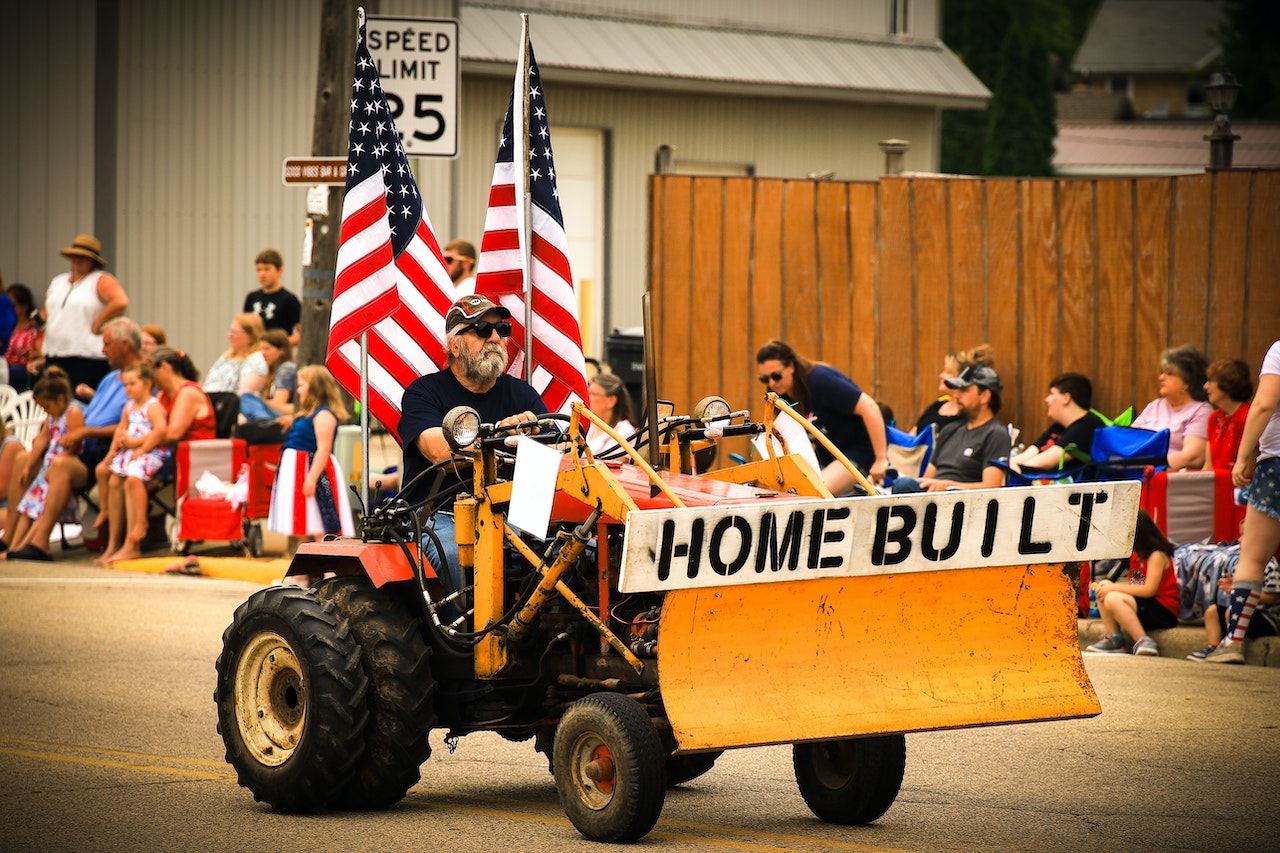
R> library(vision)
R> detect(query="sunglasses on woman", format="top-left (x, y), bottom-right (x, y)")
top-left (757, 371), bottom-right (785, 384)
top-left (465, 320), bottom-right (514, 338)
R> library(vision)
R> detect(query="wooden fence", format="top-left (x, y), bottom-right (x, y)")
top-left (648, 170), bottom-right (1279, 453)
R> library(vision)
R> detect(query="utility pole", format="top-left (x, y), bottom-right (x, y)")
top-left (298, 0), bottom-right (368, 368)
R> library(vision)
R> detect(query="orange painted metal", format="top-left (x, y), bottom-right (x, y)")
top-left (290, 540), bottom-right (426, 586)
top-left (657, 563), bottom-right (1099, 752)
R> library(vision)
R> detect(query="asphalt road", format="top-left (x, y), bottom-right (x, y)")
top-left (2, 558), bottom-right (1277, 853)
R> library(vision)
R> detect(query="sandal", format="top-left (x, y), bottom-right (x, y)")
top-left (165, 556), bottom-right (202, 576)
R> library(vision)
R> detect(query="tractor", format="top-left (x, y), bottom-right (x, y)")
top-left (215, 394), bottom-right (1139, 842)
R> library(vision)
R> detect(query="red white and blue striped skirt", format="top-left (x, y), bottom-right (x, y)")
top-left (268, 448), bottom-right (355, 537)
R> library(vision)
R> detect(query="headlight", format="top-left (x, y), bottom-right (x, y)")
top-left (442, 406), bottom-right (481, 451)
top-left (693, 396), bottom-right (731, 424)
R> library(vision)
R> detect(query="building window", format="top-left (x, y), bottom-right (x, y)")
top-left (889, 0), bottom-right (910, 35)
top-left (1108, 76), bottom-right (1130, 95)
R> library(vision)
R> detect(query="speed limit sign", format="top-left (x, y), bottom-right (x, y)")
top-left (365, 16), bottom-right (459, 158)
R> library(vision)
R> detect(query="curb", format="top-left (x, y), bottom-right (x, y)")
top-left (108, 555), bottom-right (288, 587)
top-left (1078, 618), bottom-right (1280, 667)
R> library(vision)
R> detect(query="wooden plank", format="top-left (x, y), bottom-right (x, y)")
top-left (877, 177), bottom-right (914, 418)
top-left (1019, 179), bottom-right (1060, 437)
top-left (1095, 179), bottom-right (1136, 418)
top-left (815, 181), bottom-right (853, 372)
top-left (1245, 172), bottom-right (1280, 368)
top-left (690, 177), bottom-right (726, 406)
top-left (912, 179), bottom-right (951, 430)
top-left (781, 180), bottom-right (820, 351)
top-left (657, 176), bottom-right (694, 412)
top-left (1134, 178), bottom-right (1172, 381)
top-left (750, 179), bottom-right (785, 378)
top-left (1169, 174), bottom-right (1210, 352)
top-left (983, 180), bottom-right (1021, 417)
top-left (721, 178), bottom-right (755, 419)
top-left (1207, 170), bottom-right (1250, 362)
top-left (1057, 180), bottom-right (1095, 382)
top-left (948, 179), bottom-right (987, 352)
top-left (848, 182), bottom-right (878, 390)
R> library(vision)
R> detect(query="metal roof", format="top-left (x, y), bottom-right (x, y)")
top-left (460, 7), bottom-right (990, 109)
top-left (1054, 122), bottom-right (1280, 175)
top-left (1073, 0), bottom-right (1223, 75)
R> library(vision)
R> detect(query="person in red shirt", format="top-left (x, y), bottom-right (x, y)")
top-left (1203, 358), bottom-right (1253, 474)
top-left (1086, 510), bottom-right (1179, 657)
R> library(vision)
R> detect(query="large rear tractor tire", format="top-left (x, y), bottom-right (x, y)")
top-left (553, 692), bottom-right (667, 843)
top-left (316, 577), bottom-right (436, 809)
top-left (793, 735), bottom-right (906, 825)
top-left (214, 585), bottom-right (369, 812)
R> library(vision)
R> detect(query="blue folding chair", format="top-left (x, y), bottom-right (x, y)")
top-left (1085, 426), bottom-right (1170, 481)
top-left (886, 423), bottom-right (933, 478)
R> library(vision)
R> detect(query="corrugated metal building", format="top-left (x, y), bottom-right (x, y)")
top-left (2, 0), bottom-right (987, 372)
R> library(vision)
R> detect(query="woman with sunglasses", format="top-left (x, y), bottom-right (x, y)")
top-left (755, 339), bottom-right (889, 494)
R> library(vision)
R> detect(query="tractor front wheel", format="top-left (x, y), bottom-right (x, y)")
top-left (793, 735), bottom-right (906, 825)
top-left (553, 692), bottom-right (666, 842)
top-left (214, 585), bottom-right (369, 812)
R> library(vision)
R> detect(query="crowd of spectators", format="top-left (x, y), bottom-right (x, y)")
top-left (1, 233), bottom-right (1273, 640)
top-left (0, 237), bottom-right (298, 563)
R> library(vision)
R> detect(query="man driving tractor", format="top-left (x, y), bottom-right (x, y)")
top-left (398, 294), bottom-right (548, 585)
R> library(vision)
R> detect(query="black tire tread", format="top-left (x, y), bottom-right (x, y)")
top-left (793, 734), bottom-right (906, 825)
top-left (317, 577), bottom-right (436, 810)
top-left (214, 585), bottom-right (369, 812)
top-left (553, 692), bottom-right (666, 842)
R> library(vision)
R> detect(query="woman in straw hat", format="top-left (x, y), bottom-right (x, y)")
top-left (40, 234), bottom-right (129, 393)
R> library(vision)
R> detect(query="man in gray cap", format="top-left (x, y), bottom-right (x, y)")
top-left (892, 364), bottom-right (1012, 493)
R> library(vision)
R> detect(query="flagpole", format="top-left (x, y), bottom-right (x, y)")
top-left (516, 14), bottom-right (534, 381)
top-left (359, 330), bottom-right (369, 516)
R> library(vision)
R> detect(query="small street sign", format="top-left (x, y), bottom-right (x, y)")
top-left (281, 157), bottom-right (348, 185)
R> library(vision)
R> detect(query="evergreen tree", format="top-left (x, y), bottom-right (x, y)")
top-left (1216, 0), bottom-right (1280, 118)
top-left (982, 8), bottom-right (1058, 176)
top-left (942, 0), bottom-right (1094, 175)
top-left (940, 0), bottom-right (1009, 174)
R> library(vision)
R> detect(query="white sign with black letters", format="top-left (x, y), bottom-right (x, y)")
top-left (618, 481), bottom-right (1141, 593)
top-left (366, 16), bottom-right (459, 157)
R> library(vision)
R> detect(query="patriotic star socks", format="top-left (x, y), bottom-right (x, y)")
top-left (1222, 581), bottom-right (1262, 645)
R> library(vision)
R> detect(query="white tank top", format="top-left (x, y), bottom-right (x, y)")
top-left (44, 270), bottom-right (107, 359)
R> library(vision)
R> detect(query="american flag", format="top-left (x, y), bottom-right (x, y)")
top-left (474, 43), bottom-right (589, 413)
top-left (327, 11), bottom-right (455, 443)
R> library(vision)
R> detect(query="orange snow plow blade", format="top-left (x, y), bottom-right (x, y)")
top-left (657, 563), bottom-right (1097, 752)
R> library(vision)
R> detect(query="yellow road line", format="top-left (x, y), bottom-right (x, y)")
top-left (1, 737), bottom-right (919, 853)
top-left (0, 735), bottom-right (230, 768)
top-left (0, 746), bottom-right (232, 781)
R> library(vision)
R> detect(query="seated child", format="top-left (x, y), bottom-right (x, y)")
top-left (98, 363), bottom-right (171, 564)
top-left (1086, 510), bottom-right (1179, 656)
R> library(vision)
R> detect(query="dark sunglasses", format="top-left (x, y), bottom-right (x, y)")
top-left (465, 320), bottom-right (513, 338)
top-left (443, 254), bottom-right (459, 263)
top-left (757, 371), bottom-right (785, 384)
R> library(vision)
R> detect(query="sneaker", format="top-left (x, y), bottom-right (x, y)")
top-left (1187, 645), bottom-right (1217, 661)
top-left (1085, 634), bottom-right (1128, 654)
top-left (1204, 641), bottom-right (1246, 665)
top-left (1132, 636), bottom-right (1160, 657)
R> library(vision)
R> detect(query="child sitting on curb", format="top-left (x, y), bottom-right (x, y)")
top-left (1086, 510), bottom-right (1179, 656)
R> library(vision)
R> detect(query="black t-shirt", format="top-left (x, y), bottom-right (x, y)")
top-left (798, 364), bottom-right (878, 471)
top-left (398, 369), bottom-right (547, 505)
top-left (1033, 411), bottom-right (1106, 459)
top-left (244, 288), bottom-right (301, 335)
top-left (915, 399), bottom-right (964, 436)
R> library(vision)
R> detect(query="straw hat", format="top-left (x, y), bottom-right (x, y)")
top-left (60, 234), bottom-right (108, 268)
